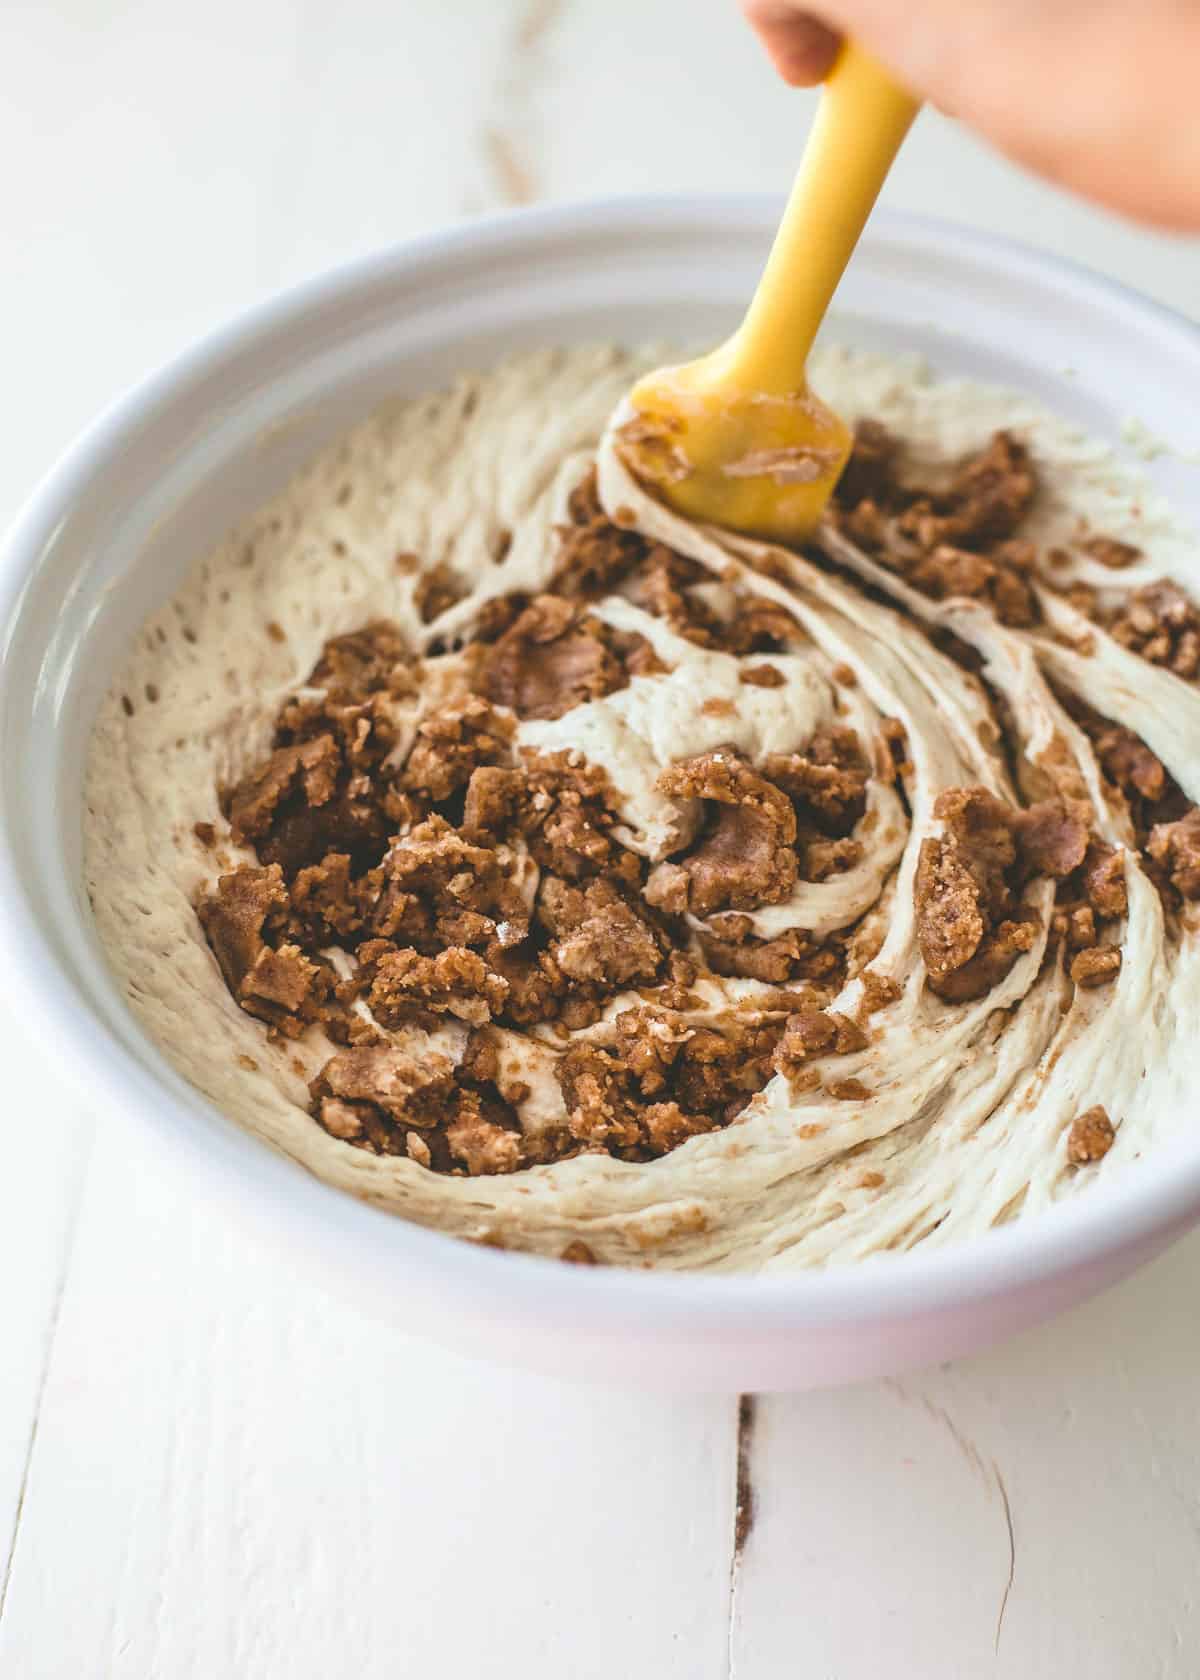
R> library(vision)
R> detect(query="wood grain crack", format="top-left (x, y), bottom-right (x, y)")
top-left (476, 0), bottom-right (563, 207)
top-left (993, 1460), bottom-right (1016, 1655)
top-left (0, 1130), bottom-right (91, 1625)
top-left (888, 1380), bottom-right (1018, 1656)
top-left (726, 1393), bottom-right (757, 1678)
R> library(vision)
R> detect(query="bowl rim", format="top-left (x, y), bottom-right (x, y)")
top-left (2, 192), bottom-right (1199, 1334)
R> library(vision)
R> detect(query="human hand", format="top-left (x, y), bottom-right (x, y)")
top-left (740, 0), bottom-right (1200, 230)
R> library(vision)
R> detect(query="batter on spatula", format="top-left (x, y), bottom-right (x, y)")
top-left (619, 43), bottom-right (918, 542)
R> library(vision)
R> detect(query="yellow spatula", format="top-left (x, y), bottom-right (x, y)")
top-left (622, 43), bottom-right (919, 543)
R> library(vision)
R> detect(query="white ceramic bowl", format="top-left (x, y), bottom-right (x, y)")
top-left (4, 198), bottom-right (1200, 1393)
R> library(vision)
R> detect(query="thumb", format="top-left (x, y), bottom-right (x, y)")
top-left (740, 2), bottom-right (841, 86)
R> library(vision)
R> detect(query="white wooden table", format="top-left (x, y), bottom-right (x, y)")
top-left (4, 4), bottom-right (1200, 1673)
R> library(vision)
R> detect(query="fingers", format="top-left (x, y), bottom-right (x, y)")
top-left (738, 0), bottom-right (1200, 229)
top-left (740, 2), bottom-right (841, 86)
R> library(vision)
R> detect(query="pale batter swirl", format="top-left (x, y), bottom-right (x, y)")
top-left (84, 346), bottom-right (1200, 1270)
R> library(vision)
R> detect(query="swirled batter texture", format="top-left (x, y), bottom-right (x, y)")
top-left (84, 346), bottom-right (1200, 1270)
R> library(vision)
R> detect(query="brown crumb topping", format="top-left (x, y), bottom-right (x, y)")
top-left (198, 575), bottom-right (853, 1169)
top-left (555, 1006), bottom-right (792, 1159)
top-left (1084, 536), bottom-right (1141, 571)
top-left (1105, 582), bottom-right (1200, 679)
top-left (550, 468), bottom-right (653, 597)
top-left (1069, 944), bottom-right (1122, 989)
top-left (477, 595), bottom-right (628, 721)
top-left (192, 413), bottom-right (1200, 1195)
top-left (401, 696), bottom-right (512, 802)
top-left (1062, 698), bottom-right (1195, 878)
top-left (1147, 809), bottom-right (1200, 901)
top-left (651, 751), bottom-right (798, 916)
top-left (1082, 842), bottom-right (1129, 920)
top-left (199, 864), bottom-right (329, 1038)
top-left (701, 916), bottom-right (845, 988)
top-left (831, 426), bottom-right (1040, 626)
top-left (859, 970), bottom-right (902, 1015)
top-left (1066, 1104), bottom-right (1116, 1165)
top-left (741, 663), bottom-right (787, 689)
top-left (831, 420), bottom-right (1200, 696)
top-left (773, 1009), bottom-right (867, 1085)
top-left (914, 787), bottom-right (1041, 1002)
top-left (828, 1078), bottom-right (872, 1102)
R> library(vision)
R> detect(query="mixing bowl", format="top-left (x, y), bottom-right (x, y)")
top-left (3, 198), bottom-right (1199, 1391)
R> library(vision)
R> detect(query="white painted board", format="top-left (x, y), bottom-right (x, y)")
top-left (3, 0), bottom-right (1200, 1673)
